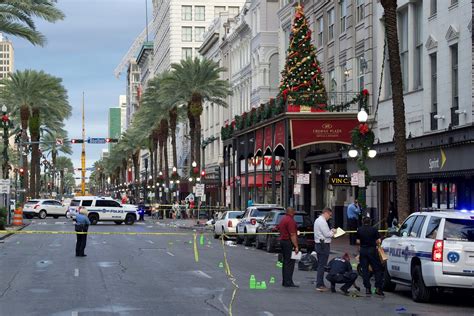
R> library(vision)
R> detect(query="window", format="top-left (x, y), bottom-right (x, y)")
top-left (414, 2), bottom-right (423, 89)
top-left (195, 6), bottom-right (205, 21)
top-left (356, 0), bottom-right (364, 23)
top-left (317, 17), bottom-right (323, 47)
top-left (341, 64), bottom-right (347, 93)
top-left (228, 6), bottom-right (240, 17)
top-left (328, 9), bottom-right (335, 41)
top-left (181, 27), bottom-right (192, 42)
top-left (451, 0), bottom-right (458, 5)
top-left (444, 218), bottom-right (474, 242)
top-left (398, 8), bottom-right (408, 92)
top-left (329, 70), bottom-right (336, 92)
top-left (399, 216), bottom-right (417, 237)
top-left (214, 6), bottom-right (225, 17)
top-left (182, 5), bottom-right (192, 21)
top-left (451, 44), bottom-right (459, 126)
top-left (357, 56), bottom-right (365, 91)
top-left (340, 0), bottom-right (347, 33)
top-left (82, 200), bottom-right (93, 207)
top-left (409, 215), bottom-right (426, 237)
top-left (182, 47), bottom-right (192, 60)
top-left (195, 27), bottom-right (205, 42)
top-left (430, 53), bottom-right (437, 130)
top-left (95, 200), bottom-right (121, 208)
top-left (425, 216), bottom-right (441, 239)
top-left (430, 0), bottom-right (437, 16)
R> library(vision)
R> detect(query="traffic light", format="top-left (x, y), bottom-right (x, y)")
top-left (201, 169), bottom-right (206, 178)
top-left (71, 139), bottom-right (84, 144)
top-left (105, 138), bottom-right (118, 143)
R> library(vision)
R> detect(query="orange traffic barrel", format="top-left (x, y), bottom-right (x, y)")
top-left (13, 208), bottom-right (23, 226)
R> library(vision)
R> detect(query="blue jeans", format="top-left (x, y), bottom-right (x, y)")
top-left (315, 242), bottom-right (330, 288)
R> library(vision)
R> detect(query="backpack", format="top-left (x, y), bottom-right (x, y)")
top-left (298, 253), bottom-right (318, 271)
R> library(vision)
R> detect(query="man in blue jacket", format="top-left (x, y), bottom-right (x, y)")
top-left (75, 209), bottom-right (91, 257)
top-left (347, 199), bottom-right (361, 245)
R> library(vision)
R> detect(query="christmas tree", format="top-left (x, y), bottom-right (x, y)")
top-left (279, 4), bottom-right (327, 110)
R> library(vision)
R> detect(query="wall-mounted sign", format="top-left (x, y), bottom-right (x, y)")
top-left (329, 173), bottom-right (350, 186)
top-left (296, 173), bottom-right (310, 184)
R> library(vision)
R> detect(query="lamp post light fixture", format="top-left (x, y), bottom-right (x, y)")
top-left (172, 166), bottom-right (177, 173)
top-left (189, 177), bottom-right (193, 182)
top-left (357, 108), bottom-right (368, 123)
top-left (191, 161), bottom-right (197, 168)
top-left (196, 177), bottom-right (201, 182)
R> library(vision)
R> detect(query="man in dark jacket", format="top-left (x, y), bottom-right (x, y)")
top-left (326, 253), bottom-right (358, 294)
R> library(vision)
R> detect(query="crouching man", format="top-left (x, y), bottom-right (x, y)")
top-left (326, 253), bottom-right (359, 294)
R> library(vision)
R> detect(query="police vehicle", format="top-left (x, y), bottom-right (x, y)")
top-left (382, 210), bottom-right (474, 302)
top-left (67, 196), bottom-right (138, 225)
top-left (235, 204), bottom-right (284, 246)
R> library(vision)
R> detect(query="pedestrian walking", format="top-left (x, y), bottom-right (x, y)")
top-left (326, 253), bottom-right (359, 294)
top-left (75, 208), bottom-right (90, 257)
top-left (278, 207), bottom-right (300, 287)
top-left (356, 217), bottom-right (384, 297)
top-left (347, 199), bottom-right (361, 245)
top-left (247, 198), bottom-right (254, 207)
top-left (386, 201), bottom-right (398, 228)
top-left (314, 208), bottom-right (336, 292)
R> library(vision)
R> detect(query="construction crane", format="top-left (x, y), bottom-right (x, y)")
top-left (114, 22), bottom-right (154, 79)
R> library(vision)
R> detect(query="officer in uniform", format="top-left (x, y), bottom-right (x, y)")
top-left (75, 209), bottom-right (91, 257)
top-left (356, 217), bottom-right (384, 296)
top-left (326, 253), bottom-right (359, 294)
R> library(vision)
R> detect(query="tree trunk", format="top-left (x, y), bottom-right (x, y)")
top-left (52, 150), bottom-right (57, 193)
top-left (187, 105), bottom-right (195, 168)
top-left (20, 106), bottom-right (29, 199)
top-left (194, 115), bottom-right (202, 170)
top-left (29, 109), bottom-right (41, 198)
top-left (59, 170), bottom-right (64, 195)
top-left (381, 0), bottom-right (409, 221)
top-left (169, 107), bottom-right (178, 169)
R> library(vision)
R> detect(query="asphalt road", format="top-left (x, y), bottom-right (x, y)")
top-left (0, 218), bottom-right (473, 316)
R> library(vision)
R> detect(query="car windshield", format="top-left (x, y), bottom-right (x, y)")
top-left (275, 214), bottom-right (311, 226)
top-left (228, 212), bottom-right (242, 219)
top-left (70, 200), bottom-right (81, 207)
top-left (253, 208), bottom-right (282, 217)
top-left (444, 218), bottom-right (474, 242)
top-left (25, 200), bottom-right (40, 205)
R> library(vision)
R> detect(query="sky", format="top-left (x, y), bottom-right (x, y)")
top-left (13, 0), bottom-right (150, 181)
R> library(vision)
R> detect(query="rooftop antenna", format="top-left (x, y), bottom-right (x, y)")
top-left (145, 0), bottom-right (149, 42)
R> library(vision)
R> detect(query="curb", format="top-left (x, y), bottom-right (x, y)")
top-left (0, 223), bottom-right (31, 241)
top-left (177, 225), bottom-right (212, 231)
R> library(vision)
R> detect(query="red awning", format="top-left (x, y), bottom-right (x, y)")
top-left (255, 129), bottom-right (263, 155)
top-left (274, 121), bottom-right (285, 150)
top-left (240, 173), bottom-right (282, 187)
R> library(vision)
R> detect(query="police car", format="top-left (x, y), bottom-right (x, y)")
top-left (67, 196), bottom-right (138, 225)
top-left (382, 210), bottom-right (474, 302)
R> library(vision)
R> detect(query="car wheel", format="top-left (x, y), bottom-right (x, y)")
top-left (114, 221), bottom-right (123, 225)
top-left (266, 236), bottom-right (275, 253)
top-left (88, 213), bottom-right (99, 225)
top-left (244, 230), bottom-right (253, 247)
top-left (38, 210), bottom-right (47, 219)
top-left (383, 266), bottom-right (397, 292)
top-left (124, 214), bottom-right (135, 225)
top-left (255, 234), bottom-right (264, 249)
top-left (411, 265), bottom-right (432, 302)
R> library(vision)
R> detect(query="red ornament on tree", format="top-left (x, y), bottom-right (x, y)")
top-left (362, 89), bottom-right (370, 96)
top-left (2, 115), bottom-right (8, 122)
top-left (359, 123), bottom-right (369, 135)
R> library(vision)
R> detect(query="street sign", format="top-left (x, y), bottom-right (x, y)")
top-left (358, 170), bottom-right (366, 188)
top-left (87, 137), bottom-right (106, 144)
top-left (186, 193), bottom-right (195, 201)
top-left (296, 173), bottom-right (310, 184)
top-left (0, 179), bottom-right (10, 194)
top-left (195, 184), bottom-right (205, 197)
top-left (351, 173), bottom-right (359, 186)
top-left (51, 192), bottom-right (57, 197)
top-left (293, 184), bottom-right (301, 195)
top-left (55, 138), bottom-right (63, 146)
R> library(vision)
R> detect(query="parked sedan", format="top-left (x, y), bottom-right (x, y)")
top-left (23, 199), bottom-right (68, 219)
top-left (255, 210), bottom-right (314, 252)
top-left (213, 211), bottom-right (243, 238)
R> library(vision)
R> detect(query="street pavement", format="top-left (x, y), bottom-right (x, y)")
top-left (0, 217), bottom-right (473, 316)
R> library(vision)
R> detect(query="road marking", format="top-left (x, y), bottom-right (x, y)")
top-left (194, 270), bottom-right (212, 279)
top-left (146, 240), bottom-right (154, 244)
top-left (262, 312), bottom-right (274, 316)
top-left (72, 311), bottom-right (78, 316)
top-left (166, 251), bottom-right (175, 256)
top-left (74, 268), bottom-right (79, 277)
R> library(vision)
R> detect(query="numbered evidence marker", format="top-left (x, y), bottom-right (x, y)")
top-left (269, 276), bottom-right (275, 284)
top-left (249, 275), bottom-right (256, 289)
top-left (218, 262), bottom-right (224, 268)
top-left (200, 234), bottom-right (204, 245)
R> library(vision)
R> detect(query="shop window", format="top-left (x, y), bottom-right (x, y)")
top-left (440, 183), bottom-right (448, 209)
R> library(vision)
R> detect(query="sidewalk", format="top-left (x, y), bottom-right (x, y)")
top-left (0, 224), bottom-right (30, 241)
top-left (330, 235), bottom-right (359, 256)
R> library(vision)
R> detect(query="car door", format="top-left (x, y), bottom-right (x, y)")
top-left (402, 215), bottom-right (427, 280)
top-left (389, 215), bottom-right (417, 279)
top-left (441, 217), bottom-right (474, 277)
top-left (258, 212), bottom-right (274, 243)
top-left (51, 200), bottom-right (65, 215)
top-left (216, 212), bottom-right (226, 234)
top-left (237, 209), bottom-right (249, 234)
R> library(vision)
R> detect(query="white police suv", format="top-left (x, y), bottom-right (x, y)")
top-left (382, 210), bottom-right (474, 302)
top-left (68, 196), bottom-right (138, 225)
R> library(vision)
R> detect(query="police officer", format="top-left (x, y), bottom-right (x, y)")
top-left (356, 217), bottom-right (384, 296)
top-left (75, 208), bottom-right (91, 257)
top-left (326, 253), bottom-right (359, 294)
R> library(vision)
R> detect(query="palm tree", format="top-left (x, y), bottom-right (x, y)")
top-left (54, 156), bottom-right (73, 196)
top-left (0, 0), bottom-right (65, 46)
top-left (159, 57), bottom-right (232, 169)
top-left (381, 0), bottom-right (409, 221)
top-left (0, 70), bottom-right (71, 198)
top-left (41, 129), bottom-right (72, 193)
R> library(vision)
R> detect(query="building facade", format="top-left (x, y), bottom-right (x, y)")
top-left (126, 59), bottom-right (140, 129)
top-left (0, 33), bottom-right (14, 79)
top-left (108, 108), bottom-right (121, 151)
top-left (119, 95), bottom-right (127, 133)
